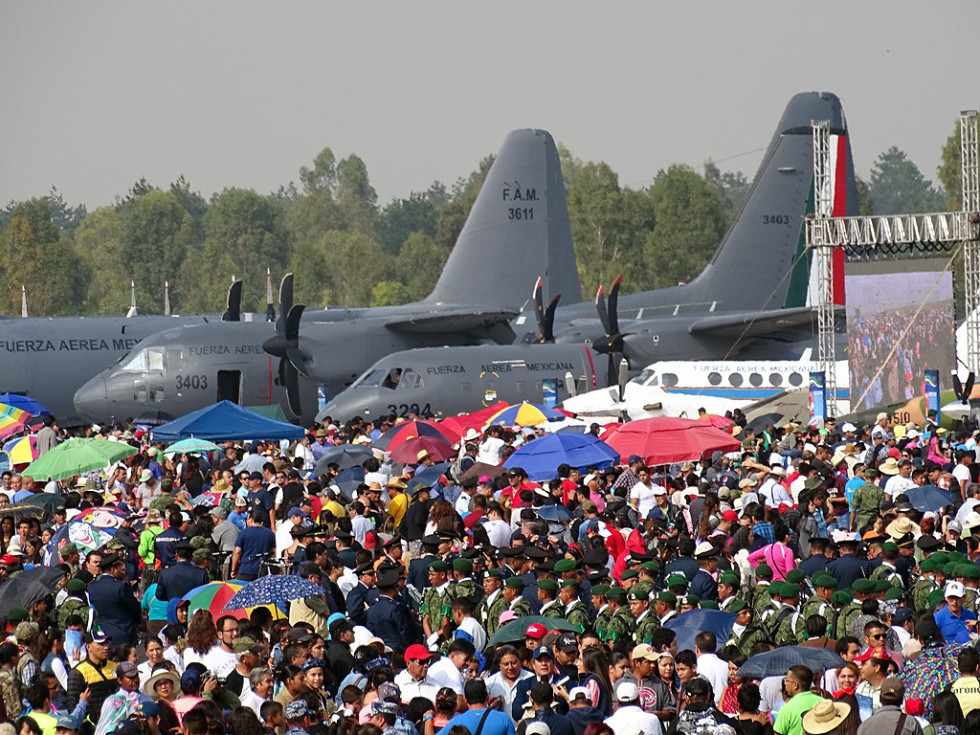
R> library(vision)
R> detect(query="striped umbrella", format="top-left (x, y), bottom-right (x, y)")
top-left (0, 410), bottom-right (30, 441)
top-left (3, 436), bottom-right (39, 465)
top-left (182, 581), bottom-right (284, 619)
top-left (486, 402), bottom-right (564, 427)
top-left (374, 420), bottom-right (460, 450)
top-left (162, 438), bottom-right (222, 456)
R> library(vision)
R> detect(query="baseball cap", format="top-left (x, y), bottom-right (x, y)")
top-left (855, 646), bottom-right (887, 662)
top-left (116, 661), bottom-right (139, 679)
top-left (568, 686), bottom-right (589, 702)
top-left (531, 645), bottom-right (555, 660)
top-left (555, 633), bottom-right (578, 653)
top-left (525, 724), bottom-right (551, 735)
top-left (287, 506), bottom-right (308, 518)
top-left (525, 623), bottom-right (548, 640)
top-left (881, 677), bottom-right (905, 698)
top-left (404, 644), bottom-right (433, 661)
top-left (946, 581), bottom-right (967, 598)
top-left (248, 471), bottom-right (264, 481)
top-left (631, 644), bottom-right (659, 661)
top-left (377, 682), bottom-right (401, 703)
top-left (614, 680), bottom-right (640, 702)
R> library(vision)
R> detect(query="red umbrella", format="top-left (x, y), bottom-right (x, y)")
top-left (601, 416), bottom-right (741, 467)
top-left (388, 436), bottom-right (455, 464)
top-left (438, 401), bottom-right (510, 438)
top-left (375, 420), bottom-right (460, 450)
top-left (699, 414), bottom-right (735, 430)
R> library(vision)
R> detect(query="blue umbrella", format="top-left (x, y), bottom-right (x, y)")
top-left (737, 646), bottom-right (845, 679)
top-left (221, 575), bottom-right (324, 613)
top-left (665, 609), bottom-right (737, 653)
top-left (409, 462), bottom-right (451, 493)
top-left (0, 394), bottom-right (50, 416)
top-left (905, 484), bottom-right (957, 512)
top-left (502, 433), bottom-right (621, 482)
top-left (314, 444), bottom-right (374, 474)
top-left (537, 504), bottom-right (573, 523)
top-left (334, 466), bottom-right (366, 500)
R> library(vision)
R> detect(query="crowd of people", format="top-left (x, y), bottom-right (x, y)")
top-left (4, 409), bottom-right (980, 735)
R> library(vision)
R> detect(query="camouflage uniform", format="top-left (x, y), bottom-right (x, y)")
top-left (57, 597), bottom-right (93, 632)
top-left (481, 590), bottom-right (508, 638)
top-left (752, 582), bottom-right (772, 616)
top-left (507, 596), bottom-right (534, 618)
top-left (800, 595), bottom-right (836, 633)
top-left (911, 577), bottom-right (938, 612)
top-left (420, 584), bottom-right (453, 634)
top-left (539, 599), bottom-right (566, 620)
top-left (965, 588), bottom-right (979, 614)
top-left (451, 577), bottom-right (482, 605)
top-left (605, 605), bottom-right (637, 648)
top-left (766, 603), bottom-right (805, 646)
top-left (719, 595), bottom-right (745, 613)
top-left (870, 563), bottom-right (904, 590)
top-left (594, 604), bottom-right (612, 641)
top-left (634, 609), bottom-right (661, 645)
top-left (565, 600), bottom-right (590, 632)
top-left (835, 601), bottom-right (863, 640)
top-left (851, 481), bottom-right (884, 531)
top-left (728, 624), bottom-right (770, 658)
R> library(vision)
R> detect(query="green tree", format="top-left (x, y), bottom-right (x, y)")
top-left (868, 146), bottom-right (945, 215)
top-left (436, 155), bottom-right (495, 251)
top-left (557, 143), bottom-right (584, 192)
top-left (646, 165), bottom-right (727, 289)
top-left (395, 232), bottom-right (447, 300)
top-left (937, 118), bottom-right (964, 210)
top-left (0, 199), bottom-right (85, 315)
top-left (73, 206), bottom-right (130, 315)
top-left (334, 154), bottom-right (378, 236)
top-left (704, 161), bottom-right (749, 225)
top-left (290, 229), bottom-right (390, 307)
top-left (371, 280), bottom-right (413, 306)
top-left (299, 148), bottom-right (338, 194)
top-left (566, 162), bottom-right (656, 295)
top-left (378, 189), bottom-right (443, 255)
top-left (169, 176), bottom-right (209, 241)
top-left (855, 175), bottom-right (873, 216)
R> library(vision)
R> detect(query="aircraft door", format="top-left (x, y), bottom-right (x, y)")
top-left (217, 370), bottom-right (242, 404)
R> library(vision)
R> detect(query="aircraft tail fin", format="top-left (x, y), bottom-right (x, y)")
top-left (424, 129), bottom-right (582, 309)
top-left (687, 91), bottom-right (858, 312)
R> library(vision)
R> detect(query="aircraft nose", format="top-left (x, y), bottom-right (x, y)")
top-left (74, 376), bottom-right (109, 422)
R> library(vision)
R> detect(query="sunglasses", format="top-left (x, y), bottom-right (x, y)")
top-left (870, 633), bottom-right (885, 640)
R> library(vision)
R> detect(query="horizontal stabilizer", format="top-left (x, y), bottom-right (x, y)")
top-left (385, 309), bottom-right (518, 335)
top-left (688, 306), bottom-right (841, 340)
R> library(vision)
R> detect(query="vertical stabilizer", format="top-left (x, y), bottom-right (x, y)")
top-left (425, 129), bottom-right (582, 308)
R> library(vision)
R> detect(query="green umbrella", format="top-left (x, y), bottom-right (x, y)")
top-left (162, 438), bottom-right (222, 456)
top-left (23, 438), bottom-right (137, 482)
top-left (486, 615), bottom-right (579, 647)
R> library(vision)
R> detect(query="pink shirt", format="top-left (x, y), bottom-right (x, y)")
top-left (747, 542), bottom-right (796, 580)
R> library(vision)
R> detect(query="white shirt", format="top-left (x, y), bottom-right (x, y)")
top-left (275, 519), bottom-right (298, 556)
top-left (483, 518), bottom-right (512, 548)
top-left (241, 690), bottom-right (268, 717)
top-left (338, 568), bottom-right (358, 598)
top-left (427, 656), bottom-right (465, 693)
top-left (486, 669), bottom-right (533, 724)
top-left (886, 475), bottom-right (917, 498)
top-left (204, 646), bottom-right (238, 678)
top-left (759, 478), bottom-right (792, 508)
top-left (629, 482), bottom-right (656, 519)
top-left (351, 515), bottom-right (374, 545)
top-left (954, 464), bottom-right (973, 491)
top-left (696, 652), bottom-right (729, 706)
top-left (393, 669), bottom-right (439, 704)
top-left (455, 492), bottom-right (474, 517)
top-left (455, 616), bottom-right (487, 652)
top-left (604, 704), bottom-right (663, 735)
top-left (478, 437), bottom-right (505, 465)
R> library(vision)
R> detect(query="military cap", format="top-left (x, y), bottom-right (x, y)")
top-left (768, 581), bottom-right (785, 598)
top-left (656, 590), bottom-right (677, 604)
top-left (640, 561), bottom-right (659, 573)
top-left (852, 578), bottom-right (874, 594)
top-left (813, 573), bottom-right (838, 589)
top-left (666, 573), bottom-right (689, 588)
top-left (485, 568), bottom-right (503, 579)
top-left (925, 589), bottom-right (946, 610)
top-left (505, 576), bottom-right (525, 589)
top-left (99, 553), bottom-right (122, 569)
top-left (59, 543), bottom-right (79, 559)
top-left (67, 578), bottom-right (87, 594)
top-left (620, 569), bottom-right (638, 581)
top-left (452, 558), bottom-right (473, 573)
top-left (781, 583), bottom-right (801, 599)
top-left (931, 551), bottom-right (951, 565)
top-left (538, 578), bottom-right (558, 592)
top-left (189, 535), bottom-right (209, 550)
top-left (591, 584), bottom-right (609, 596)
top-left (864, 468), bottom-right (879, 479)
top-left (605, 585), bottom-right (627, 599)
top-left (881, 540), bottom-right (899, 553)
top-left (627, 588), bottom-right (649, 603)
top-left (785, 569), bottom-right (805, 585)
top-left (554, 559), bottom-right (577, 574)
top-left (7, 607), bottom-right (28, 623)
top-left (429, 560), bottom-right (449, 573)
top-left (885, 587), bottom-right (904, 601)
top-left (560, 578), bottom-right (580, 590)
top-left (873, 579), bottom-right (891, 592)
top-left (944, 562), bottom-right (961, 577)
top-left (920, 558), bottom-right (938, 573)
top-left (583, 546), bottom-right (609, 566)
top-left (15, 622), bottom-right (39, 642)
top-left (681, 594), bottom-right (700, 606)
top-left (728, 600), bottom-right (748, 613)
top-left (918, 536), bottom-right (940, 552)
top-left (718, 572), bottom-right (740, 586)
top-left (534, 561), bottom-right (556, 575)
top-left (524, 546), bottom-right (547, 561)
top-left (700, 600), bottom-right (719, 610)
top-left (962, 565), bottom-right (980, 580)
top-left (831, 590), bottom-right (853, 606)
top-left (192, 548), bottom-right (209, 562)
top-left (421, 533), bottom-right (442, 548)
top-left (755, 563), bottom-right (774, 580)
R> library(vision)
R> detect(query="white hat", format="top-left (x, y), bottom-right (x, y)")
top-left (694, 541), bottom-right (716, 558)
top-left (568, 687), bottom-right (589, 701)
top-left (841, 423), bottom-right (857, 433)
top-left (946, 581), bottom-right (966, 598)
top-left (463, 428), bottom-right (481, 442)
top-left (876, 412), bottom-right (889, 421)
top-left (907, 429), bottom-right (920, 439)
top-left (525, 724), bottom-right (551, 735)
top-left (652, 485), bottom-right (667, 496)
top-left (768, 465), bottom-right (786, 477)
top-left (964, 512), bottom-right (980, 531)
top-left (614, 680), bottom-right (640, 702)
top-left (583, 473), bottom-right (598, 484)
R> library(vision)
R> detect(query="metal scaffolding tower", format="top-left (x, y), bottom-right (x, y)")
top-left (806, 110), bottom-right (980, 411)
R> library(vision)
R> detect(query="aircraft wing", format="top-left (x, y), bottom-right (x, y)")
top-left (687, 306), bottom-right (842, 340)
top-left (385, 308), bottom-right (518, 337)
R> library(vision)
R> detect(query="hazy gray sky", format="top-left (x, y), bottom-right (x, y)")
top-left (1, 3), bottom-right (975, 210)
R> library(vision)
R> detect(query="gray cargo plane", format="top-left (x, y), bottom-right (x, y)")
top-left (73, 128), bottom-right (584, 425)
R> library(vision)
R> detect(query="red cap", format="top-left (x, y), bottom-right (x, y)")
top-left (404, 644), bottom-right (433, 661)
top-left (525, 623), bottom-right (548, 639)
top-left (721, 510), bottom-right (739, 522)
top-left (887, 448), bottom-right (901, 459)
top-left (854, 646), bottom-right (886, 662)
top-left (0, 554), bottom-right (17, 564)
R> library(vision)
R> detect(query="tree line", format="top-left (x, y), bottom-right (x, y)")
top-left (0, 122), bottom-right (963, 317)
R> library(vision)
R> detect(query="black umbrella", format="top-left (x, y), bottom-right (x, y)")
top-left (738, 646), bottom-right (845, 679)
top-left (456, 462), bottom-right (508, 485)
top-left (314, 444), bottom-right (374, 474)
top-left (0, 565), bottom-right (67, 617)
top-left (20, 493), bottom-right (64, 521)
top-left (745, 413), bottom-right (783, 434)
top-left (0, 503), bottom-right (47, 522)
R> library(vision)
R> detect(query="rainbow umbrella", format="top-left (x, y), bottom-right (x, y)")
top-left (3, 436), bottom-right (39, 465)
top-left (0, 404), bottom-right (30, 422)
top-left (374, 420), bottom-right (460, 450)
top-left (486, 402), bottom-right (564, 427)
top-left (0, 412), bottom-right (30, 441)
top-left (183, 581), bottom-right (283, 619)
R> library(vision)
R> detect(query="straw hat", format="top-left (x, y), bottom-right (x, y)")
top-left (802, 699), bottom-right (851, 734)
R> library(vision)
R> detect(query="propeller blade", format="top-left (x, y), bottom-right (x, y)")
top-left (564, 371), bottom-right (577, 398)
top-left (607, 354), bottom-right (617, 392)
top-left (965, 372), bottom-right (976, 404)
top-left (284, 360), bottom-right (303, 416)
top-left (222, 280), bottom-right (242, 322)
top-left (953, 371), bottom-right (963, 401)
top-left (608, 276), bottom-right (622, 336)
top-left (618, 357), bottom-right (629, 403)
top-left (276, 273), bottom-right (294, 333)
top-left (595, 284), bottom-right (610, 334)
top-left (285, 304), bottom-right (305, 342)
top-left (532, 277), bottom-right (545, 340)
top-left (543, 294), bottom-right (561, 343)
top-left (265, 268), bottom-right (276, 322)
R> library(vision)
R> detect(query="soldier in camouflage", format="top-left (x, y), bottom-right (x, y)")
top-left (420, 560), bottom-right (454, 639)
top-left (593, 585), bottom-right (612, 641)
top-left (752, 564), bottom-right (774, 615)
top-left (836, 578), bottom-right (873, 640)
top-left (761, 581), bottom-right (806, 646)
top-left (630, 586), bottom-right (660, 646)
top-left (717, 571), bottom-right (743, 612)
top-left (869, 541), bottom-right (904, 589)
top-left (503, 576), bottom-right (533, 617)
top-left (538, 579), bottom-right (565, 620)
top-left (726, 601), bottom-right (770, 657)
top-left (603, 586), bottom-right (636, 652)
top-left (911, 558), bottom-right (941, 612)
top-left (479, 569), bottom-right (507, 638)
top-left (800, 573), bottom-right (839, 634)
top-left (450, 557), bottom-right (482, 606)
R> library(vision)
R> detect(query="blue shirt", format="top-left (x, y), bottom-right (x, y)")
top-left (228, 511), bottom-right (247, 531)
top-left (754, 521), bottom-right (775, 545)
top-left (437, 708), bottom-right (515, 735)
top-left (844, 477), bottom-right (863, 505)
top-left (235, 525), bottom-right (276, 576)
top-left (935, 605), bottom-right (977, 644)
top-left (245, 488), bottom-right (275, 526)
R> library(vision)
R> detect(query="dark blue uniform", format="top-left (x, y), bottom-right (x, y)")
top-left (689, 569), bottom-right (718, 602)
top-left (798, 553), bottom-right (832, 578)
top-left (153, 528), bottom-right (187, 569)
top-left (827, 554), bottom-right (870, 590)
top-left (87, 574), bottom-right (141, 647)
top-left (663, 557), bottom-right (699, 583)
top-left (346, 581), bottom-right (379, 626)
top-left (366, 594), bottom-right (418, 651)
top-left (512, 675), bottom-right (569, 721)
top-left (408, 554), bottom-right (436, 591)
top-left (156, 560), bottom-right (210, 602)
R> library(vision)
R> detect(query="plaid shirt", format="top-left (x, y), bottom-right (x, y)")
top-left (753, 521), bottom-right (775, 546)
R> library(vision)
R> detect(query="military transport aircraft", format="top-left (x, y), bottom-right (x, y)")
top-left (72, 128), bottom-right (583, 425)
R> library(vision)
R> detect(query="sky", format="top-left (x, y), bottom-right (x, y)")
top-left (1, 3), bottom-right (975, 211)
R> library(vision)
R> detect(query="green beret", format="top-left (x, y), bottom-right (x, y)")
top-left (592, 585), bottom-right (608, 597)
top-left (920, 558), bottom-right (938, 573)
top-left (485, 568), bottom-right (503, 579)
top-left (943, 562), bottom-right (960, 577)
top-left (755, 564), bottom-right (773, 580)
top-left (931, 551), bottom-right (951, 565)
top-left (873, 579), bottom-right (891, 592)
top-left (538, 578), bottom-right (558, 592)
top-left (965, 566), bottom-right (980, 580)
top-left (430, 560), bottom-right (449, 573)
top-left (700, 600), bottom-right (720, 610)
top-left (620, 569), bottom-right (638, 581)
top-left (728, 600), bottom-right (748, 613)
top-left (768, 581), bottom-right (785, 598)
top-left (881, 541), bottom-right (898, 553)
top-left (682, 594), bottom-right (700, 606)
top-left (950, 552), bottom-right (970, 564)
top-left (925, 589), bottom-right (946, 610)
top-left (666, 574), bottom-right (689, 588)
top-left (885, 587), bottom-right (904, 601)
top-left (814, 574), bottom-right (838, 589)
top-left (640, 561), bottom-right (659, 573)
top-left (719, 572), bottom-right (740, 586)
top-left (606, 585), bottom-right (627, 599)
top-left (627, 588), bottom-right (649, 603)
top-left (505, 576), bottom-right (525, 589)
top-left (785, 569), bottom-right (805, 585)
top-left (554, 559), bottom-right (576, 574)
top-left (7, 607), bottom-right (29, 623)
top-left (831, 590), bottom-right (853, 606)
top-left (656, 590), bottom-right (677, 604)
top-left (781, 583), bottom-right (801, 599)
top-left (67, 578), bottom-right (87, 594)
top-left (452, 558), bottom-right (473, 573)
top-left (560, 578), bottom-right (580, 590)
top-left (852, 578), bottom-right (874, 594)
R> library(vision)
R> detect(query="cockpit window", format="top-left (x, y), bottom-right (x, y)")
top-left (119, 348), bottom-right (164, 373)
top-left (356, 369), bottom-right (386, 388)
top-left (398, 368), bottom-right (423, 391)
top-left (632, 368), bottom-right (656, 386)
